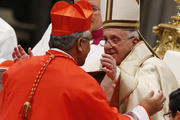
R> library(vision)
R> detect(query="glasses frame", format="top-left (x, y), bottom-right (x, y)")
top-left (82, 37), bottom-right (90, 41)
top-left (100, 36), bottom-right (135, 47)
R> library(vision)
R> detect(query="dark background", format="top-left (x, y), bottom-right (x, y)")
top-left (0, 0), bottom-right (74, 52)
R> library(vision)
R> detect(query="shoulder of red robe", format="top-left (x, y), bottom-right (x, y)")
top-left (0, 60), bottom-right (14, 71)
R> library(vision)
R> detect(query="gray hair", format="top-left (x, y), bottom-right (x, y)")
top-left (125, 30), bottom-right (139, 38)
top-left (49, 30), bottom-right (91, 51)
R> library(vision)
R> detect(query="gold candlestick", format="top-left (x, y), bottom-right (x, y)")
top-left (153, 0), bottom-right (180, 59)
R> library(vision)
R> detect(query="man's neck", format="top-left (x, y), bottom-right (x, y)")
top-left (50, 48), bottom-right (79, 65)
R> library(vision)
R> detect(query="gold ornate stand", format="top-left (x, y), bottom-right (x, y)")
top-left (153, 0), bottom-right (180, 59)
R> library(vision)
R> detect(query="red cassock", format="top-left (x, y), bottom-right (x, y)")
top-left (0, 50), bottom-right (131, 120)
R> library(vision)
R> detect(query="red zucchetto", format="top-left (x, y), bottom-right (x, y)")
top-left (51, 0), bottom-right (93, 36)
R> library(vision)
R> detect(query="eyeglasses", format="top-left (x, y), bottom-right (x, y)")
top-left (100, 36), bottom-right (135, 47)
top-left (163, 112), bottom-right (172, 120)
top-left (82, 37), bottom-right (91, 41)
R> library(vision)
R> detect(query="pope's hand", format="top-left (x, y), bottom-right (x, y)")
top-left (140, 91), bottom-right (166, 116)
top-left (100, 54), bottom-right (117, 81)
top-left (12, 45), bottom-right (33, 63)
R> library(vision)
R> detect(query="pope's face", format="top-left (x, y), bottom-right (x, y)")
top-left (104, 28), bottom-right (135, 65)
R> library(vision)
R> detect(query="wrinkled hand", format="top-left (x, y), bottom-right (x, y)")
top-left (140, 91), bottom-right (166, 116)
top-left (100, 54), bottom-right (117, 80)
top-left (12, 45), bottom-right (33, 63)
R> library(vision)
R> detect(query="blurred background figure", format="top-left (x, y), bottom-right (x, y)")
top-left (0, 18), bottom-right (17, 90)
top-left (0, 18), bottom-right (17, 61)
top-left (164, 88), bottom-right (180, 120)
top-left (0, 0), bottom-right (61, 52)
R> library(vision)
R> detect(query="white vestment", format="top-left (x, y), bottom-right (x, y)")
top-left (101, 41), bottom-right (179, 120)
top-left (0, 18), bottom-right (17, 90)
top-left (32, 24), bottom-right (52, 56)
top-left (0, 18), bottom-right (17, 61)
top-left (163, 50), bottom-right (180, 86)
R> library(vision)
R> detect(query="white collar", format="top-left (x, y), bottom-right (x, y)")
top-left (50, 48), bottom-right (74, 59)
top-left (120, 41), bottom-right (153, 76)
